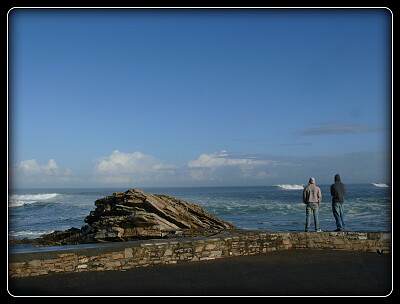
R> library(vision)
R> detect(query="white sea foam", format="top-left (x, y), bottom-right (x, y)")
top-left (371, 183), bottom-right (390, 188)
top-left (8, 193), bottom-right (60, 207)
top-left (275, 184), bottom-right (304, 190)
top-left (9, 230), bottom-right (54, 238)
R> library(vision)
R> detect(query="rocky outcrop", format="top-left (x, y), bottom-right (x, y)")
top-left (36, 189), bottom-right (236, 245)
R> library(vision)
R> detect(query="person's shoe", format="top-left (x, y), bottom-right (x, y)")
top-left (334, 228), bottom-right (343, 232)
top-left (305, 230), bottom-right (310, 232)
top-left (316, 229), bottom-right (323, 232)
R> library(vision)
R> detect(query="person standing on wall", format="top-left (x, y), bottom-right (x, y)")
top-left (331, 174), bottom-right (346, 232)
top-left (303, 177), bottom-right (323, 232)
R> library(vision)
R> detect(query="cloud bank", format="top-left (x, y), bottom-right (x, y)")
top-left (11, 149), bottom-right (390, 187)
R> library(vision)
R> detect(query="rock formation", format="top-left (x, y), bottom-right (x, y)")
top-left (36, 189), bottom-right (236, 245)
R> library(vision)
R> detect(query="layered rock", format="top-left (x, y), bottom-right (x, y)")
top-left (37, 189), bottom-right (236, 245)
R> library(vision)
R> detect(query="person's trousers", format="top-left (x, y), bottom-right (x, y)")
top-left (305, 202), bottom-right (320, 231)
top-left (332, 202), bottom-right (345, 231)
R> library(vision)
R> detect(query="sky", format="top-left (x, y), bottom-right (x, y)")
top-left (9, 8), bottom-right (392, 188)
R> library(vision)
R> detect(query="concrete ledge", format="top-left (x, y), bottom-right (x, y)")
top-left (8, 230), bottom-right (391, 277)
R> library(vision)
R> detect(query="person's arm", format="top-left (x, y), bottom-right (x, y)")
top-left (303, 189), bottom-right (307, 203)
top-left (318, 188), bottom-right (322, 204)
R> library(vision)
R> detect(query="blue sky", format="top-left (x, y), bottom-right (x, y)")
top-left (9, 8), bottom-right (391, 187)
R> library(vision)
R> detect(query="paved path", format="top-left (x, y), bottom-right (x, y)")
top-left (9, 250), bottom-right (392, 296)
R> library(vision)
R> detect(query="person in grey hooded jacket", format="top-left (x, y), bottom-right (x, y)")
top-left (303, 177), bottom-right (322, 232)
top-left (331, 174), bottom-right (346, 231)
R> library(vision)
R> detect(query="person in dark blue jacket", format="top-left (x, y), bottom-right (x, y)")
top-left (330, 174), bottom-right (346, 231)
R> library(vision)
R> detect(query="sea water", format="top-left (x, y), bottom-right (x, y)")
top-left (8, 184), bottom-right (391, 240)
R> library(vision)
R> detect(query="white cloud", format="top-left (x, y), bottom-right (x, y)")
top-left (185, 150), bottom-right (281, 183)
top-left (95, 150), bottom-right (159, 174)
top-left (91, 150), bottom-right (278, 185)
top-left (11, 150), bottom-right (389, 187)
top-left (17, 159), bottom-right (62, 175)
top-left (188, 150), bottom-right (270, 168)
top-left (92, 150), bottom-right (176, 185)
top-left (13, 159), bottom-right (72, 187)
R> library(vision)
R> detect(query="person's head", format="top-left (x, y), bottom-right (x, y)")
top-left (309, 177), bottom-right (316, 184)
top-left (334, 174), bottom-right (341, 182)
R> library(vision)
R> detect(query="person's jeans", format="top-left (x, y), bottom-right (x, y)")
top-left (332, 202), bottom-right (345, 231)
top-left (305, 202), bottom-right (320, 231)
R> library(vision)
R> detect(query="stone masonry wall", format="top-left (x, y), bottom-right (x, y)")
top-left (9, 231), bottom-right (391, 278)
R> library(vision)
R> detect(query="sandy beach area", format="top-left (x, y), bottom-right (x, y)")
top-left (9, 249), bottom-right (391, 296)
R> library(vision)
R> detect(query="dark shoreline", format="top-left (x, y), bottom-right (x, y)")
top-left (9, 249), bottom-right (392, 296)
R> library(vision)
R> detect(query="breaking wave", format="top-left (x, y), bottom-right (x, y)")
top-left (8, 230), bottom-right (54, 238)
top-left (371, 183), bottom-right (390, 188)
top-left (8, 193), bottom-right (61, 208)
top-left (274, 184), bottom-right (304, 190)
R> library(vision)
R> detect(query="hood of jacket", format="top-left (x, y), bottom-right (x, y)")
top-left (309, 177), bottom-right (316, 184)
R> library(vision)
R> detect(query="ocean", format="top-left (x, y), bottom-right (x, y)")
top-left (8, 184), bottom-right (391, 240)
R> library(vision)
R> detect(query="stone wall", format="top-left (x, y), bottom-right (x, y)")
top-left (9, 231), bottom-right (391, 278)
